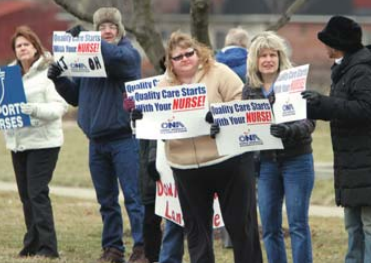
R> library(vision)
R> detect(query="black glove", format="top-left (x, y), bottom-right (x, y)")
top-left (210, 123), bottom-right (220, 139)
top-left (130, 109), bottom-right (143, 121)
top-left (270, 124), bottom-right (291, 138)
top-left (301, 90), bottom-right (322, 106)
top-left (267, 92), bottom-right (275, 105)
top-left (47, 62), bottom-right (62, 81)
top-left (205, 111), bottom-right (214, 124)
top-left (66, 25), bottom-right (86, 37)
top-left (147, 161), bottom-right (160, 181)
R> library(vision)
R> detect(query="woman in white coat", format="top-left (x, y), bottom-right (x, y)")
top-left (4, 26), bottom-right (68, 258)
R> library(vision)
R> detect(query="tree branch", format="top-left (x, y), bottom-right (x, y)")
top-left (265, 0), bottom-right (309, 31)
top-left (190, 0), bottom-right (211, 47)
top-left (52, 0), bottom-right (136, 33)
top-left (53, 0), bottom-right (93, 23)
top-left (131, 0), bottom-right (165, 72)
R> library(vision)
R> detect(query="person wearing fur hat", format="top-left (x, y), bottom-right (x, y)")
top-left (47, 7), bottom-right (147, 263)
top-left (302, 15), bottom-right (371, 263)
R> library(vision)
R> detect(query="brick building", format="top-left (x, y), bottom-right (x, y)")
top-left (0, 0), bottom-right (69, 64)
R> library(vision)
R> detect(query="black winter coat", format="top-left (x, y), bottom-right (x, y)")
top-left (139, 139), bottom-right (157, 205)
top-left (307, 47), bottom-right (371, 207)
top-left (242, 84), bottom-right (315, 161)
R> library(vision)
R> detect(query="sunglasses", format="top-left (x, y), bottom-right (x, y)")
top-left (171, 49), bottom-right (196, 61)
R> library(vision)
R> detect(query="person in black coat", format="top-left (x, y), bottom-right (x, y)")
top-left (302, 16), bottom-right (371, 263)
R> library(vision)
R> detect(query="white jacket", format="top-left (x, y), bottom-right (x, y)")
top-left (4, 56), bottom-right (68, 152)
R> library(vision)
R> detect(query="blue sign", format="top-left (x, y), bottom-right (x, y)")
top-left (0, 65), bottom-right (31, 129)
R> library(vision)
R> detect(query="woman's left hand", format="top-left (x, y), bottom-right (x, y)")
top-left (20, 103), bottom-right (38, 116)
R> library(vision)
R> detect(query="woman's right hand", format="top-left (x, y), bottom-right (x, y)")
top-left (131, 109), bottom-right (143, 121)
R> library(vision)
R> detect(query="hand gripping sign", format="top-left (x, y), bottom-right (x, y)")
top-left (0, 65), bottom-right (31, 130)
top-left (52, 31), bottom-right (107, 78)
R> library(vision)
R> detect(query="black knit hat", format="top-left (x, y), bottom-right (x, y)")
top-left (318, 16), bottom-right (363, 53)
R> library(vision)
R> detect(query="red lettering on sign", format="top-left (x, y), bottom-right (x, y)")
top-left (172, 95), bottom-right (206, 111)
top-left (246, 111), bottom-right (272, 124)
top-left (77, 43), bottom-right (99, 53)
top-left (290, 78), bottom-right (305, 92)
top-left (165, 201), bottom-right (182, 224)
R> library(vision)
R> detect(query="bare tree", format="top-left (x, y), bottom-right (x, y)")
top-left (266, 0), bottom-right (310, 31)
top-left (52, 0), bottom-right (306, 72)
top-left (190, 0), bottom-right (211, 47)
top-left (53, 0), bottom-right (166, 72)
top-left (131, 0), bottom-right (165, 72)
top-left (263, 0), bottom-right (294, 14)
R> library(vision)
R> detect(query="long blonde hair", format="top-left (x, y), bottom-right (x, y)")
top-left (247, 31), bottom-right (292, 88)
top-left (165, 31), bottom-right (214, 82)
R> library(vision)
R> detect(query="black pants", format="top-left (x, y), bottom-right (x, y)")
top-left (143, 203), bottom-right (163, 262)
top-left (11, 147), bottom-right (60, 258)
top-left (173, 153), bottom-right (262, 263)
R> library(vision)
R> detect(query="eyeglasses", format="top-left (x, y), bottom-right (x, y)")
top-left (98, 24), bottom-right (118, 31)
top-left (171, 49), bottom-right (196, 61)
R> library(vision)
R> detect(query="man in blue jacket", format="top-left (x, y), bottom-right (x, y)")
top-left (215, 27), bottom-right (249, 83)
top-left (48, 7), bottom-right (146, 263)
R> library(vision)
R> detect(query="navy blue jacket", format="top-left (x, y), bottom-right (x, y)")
top-left (216, 46), bottom-right (248, 83)
top-left (54, 37), bottom-right (141, 141)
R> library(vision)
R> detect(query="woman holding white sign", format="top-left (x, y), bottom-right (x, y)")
top-left (4, 26), bottom-right (68, 259)
top-left (242, 31), bottom-right (315, 263)
top-left (155, 31), bottom-right (262, 263)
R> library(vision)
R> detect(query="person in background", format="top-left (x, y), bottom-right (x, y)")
top-left (302, 16), bottom-right (371, 263)
top-left (140, 31), bottom-right (262, 263)
top-left (137, 138), bottom-right (161, 263)
top-left (123, 58), bottom-right (168, 263)
top-left (47, 7), bottom-right (146, 263)
top-left (215, 27), bottom-right (249, 83)
top-left (243, 31), bottom-right (315, 263)
top-left (215, 26), bottom-right (250, 248)
top-left (4, 25), bottom-right (68, 259)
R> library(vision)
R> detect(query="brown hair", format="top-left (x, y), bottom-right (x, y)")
top-left (11, 26), bottom-right (46, 73)
top-left (165, 31), bottom-right (214, 82)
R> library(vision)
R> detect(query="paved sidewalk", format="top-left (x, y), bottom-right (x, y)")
top-left (0, 181), bottom-right (343, 218)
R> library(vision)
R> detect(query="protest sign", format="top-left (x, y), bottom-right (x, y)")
top-left (272, 64), bottom-right (309, 123)
top-left (210, 99), bottom-right (283, 155)
top-left (155, 140), bottom-right (224, 228)
top-left (52, 31), bottom-right (107, 77)
top-left (125, 76), bottom-right (210, 139)
top-left (0, 65), bottom-right (30, 130)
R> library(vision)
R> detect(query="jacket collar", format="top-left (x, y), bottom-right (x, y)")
top-left (331, 47), bottom-right (371, 82)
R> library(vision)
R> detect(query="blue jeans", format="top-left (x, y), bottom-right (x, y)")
top-left (89, 137), bottom-right (144, 253)
top-left (344, 206), bottom-right (371, 263)
top-left (258, 153), bottom-right (314, 263)
top-left (159, 220), bottom-right (184, 263)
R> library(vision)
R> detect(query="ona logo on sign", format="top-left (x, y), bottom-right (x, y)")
top-left (70, 61), bottom-right (89, 73)
top-left (160, 116), bottom-right (187, 134)
top-left (282, 103), bottom-right (295, 116)
top-left (0, 70), bottom-right (5, 105)
top-left (239, 130), bottom-right (263, 147)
